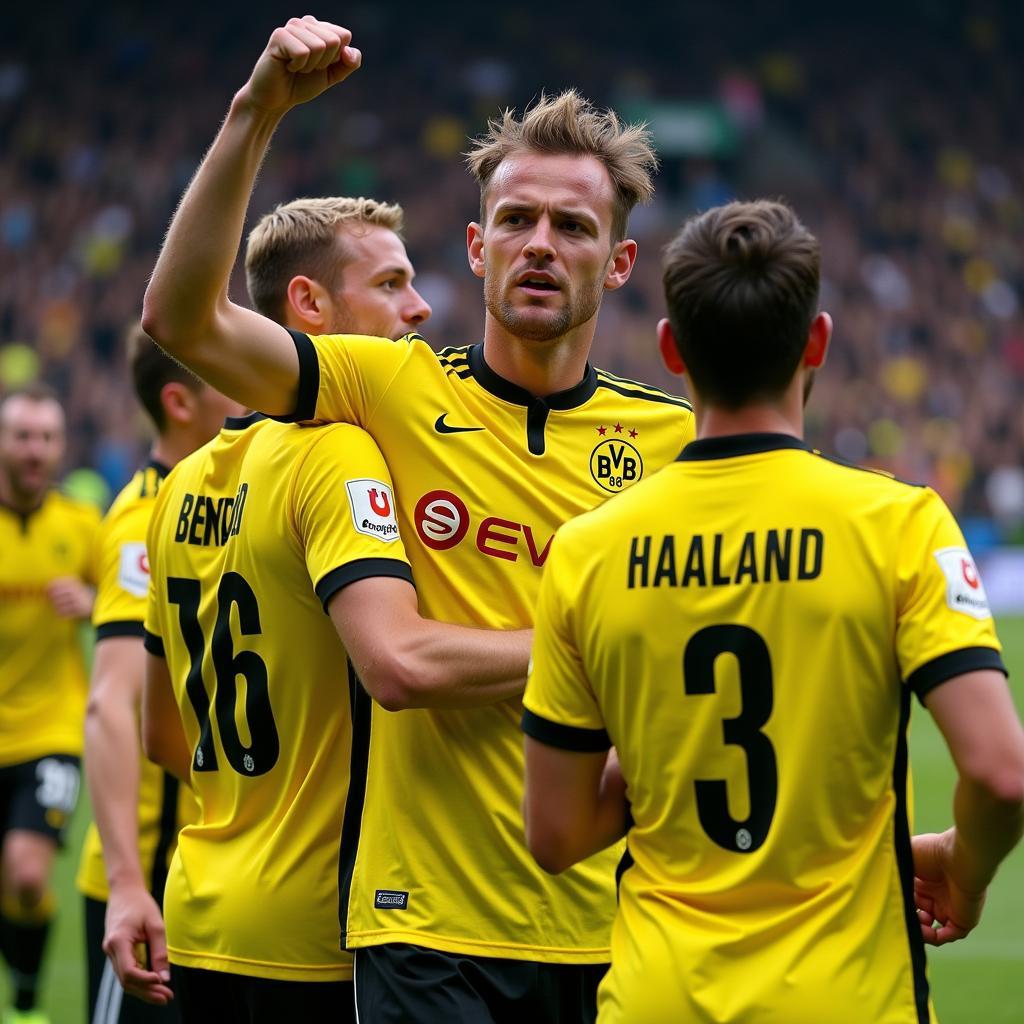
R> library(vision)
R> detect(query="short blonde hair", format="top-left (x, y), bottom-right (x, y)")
top-left (245, 196), bottom-right (404, 322)
top-left (465, 89), bottom-right (658, 242)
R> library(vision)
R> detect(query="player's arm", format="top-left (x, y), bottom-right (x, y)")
top-left (141, 652), bottom-right (192, 783)
top-left (327, 579), bottom-right (531, 710)
top-left (85, 638), bottom-right (175, 1005)
top-left (141, 17), bottom-right (361, 413)
top-left (523, 743), bottom-right (628, 874)
top-left (913, 669), bottom-right (1024, 945)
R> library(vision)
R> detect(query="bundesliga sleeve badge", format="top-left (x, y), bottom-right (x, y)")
top-left (117, 541), bottom-right (150, 597)
top-left (934, 546), bottom-right (992, 620)
top-left (346, 479), bottom-right (401, 543)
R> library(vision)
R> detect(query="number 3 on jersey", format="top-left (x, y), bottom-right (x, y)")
top-left (684, 624), bottom-right (777, 853)
top-left (167, 572), bottom-right (280, 776)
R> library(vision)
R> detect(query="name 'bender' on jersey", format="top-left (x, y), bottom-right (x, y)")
top-left (281, 329), bottom-right (694, 962)
top-left (523, 435), bottom-right (1006, 1023)
top-left (143, 414), bottom-right (412, 982)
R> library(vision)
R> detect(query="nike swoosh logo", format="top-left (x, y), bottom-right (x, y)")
top-left (434, 414), bottom-right (484, 434)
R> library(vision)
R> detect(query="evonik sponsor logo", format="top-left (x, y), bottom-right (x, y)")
top-left (413, 489), bottom-right (553, 566)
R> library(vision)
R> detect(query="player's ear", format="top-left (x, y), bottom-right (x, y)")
top-left (286, 275), bottom-right (330, 330)
top-left (467, 223), bottom-right (486, 279)
top-left (604, 239), bottom-right (637, 292)
top-left (803, 311), bottom-right (832, 369)
top-left (658, 318), bottom-right (686, 376)
top-left (159, 381), bottom-right (193, 426)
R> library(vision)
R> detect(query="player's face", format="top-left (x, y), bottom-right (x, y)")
top-left (475, 153), bottom-right (621, 343)
top-left (0, 396), bottom-right (65, 501)
top-left (330, 226), bottom-right (431, 340)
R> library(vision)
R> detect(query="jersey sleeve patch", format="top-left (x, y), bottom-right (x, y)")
top-left (345, 479), bottom-right (401, 543)
top-left (933, 547), bottom-right (992, 620)
top-left (117, 542), bottom-right (150, 598)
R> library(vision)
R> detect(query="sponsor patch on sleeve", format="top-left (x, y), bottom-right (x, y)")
top-left (117, 542), bottom-right (150, 597)
top-left (345, 479), bottom-right (400, 543)
top-left (933, 546), bottom-right (991, 620)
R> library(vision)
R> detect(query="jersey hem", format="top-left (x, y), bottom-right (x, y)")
top-left (95, 619), bottom-right (145, 641)
top-left (521, 708), bottom-right (611, 752)
top-left (906, 646), bottom-right (1006, 701)
top-left (275, 329), bottom-right (321, 423)
top-left (143, 629), bottom-right (165, 657)
top-left (167, 945), bottom-right (352, 982)
top-left (344, 928), bottom-right (610, 964)
top-left (316, 558), bottom-right (415, 611)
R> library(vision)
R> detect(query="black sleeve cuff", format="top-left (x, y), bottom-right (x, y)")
top-left (316, 558), bottom-right (415, 612)
top-left (272, 329), bottom-right (321, 423)
top-left (95, 620), bottom-right (146, 642)
top-left (521, 708), bottom-right (611, 752)
top-left (143, 630), bottom-right (165, 657)
top-left (907, 646), bottom-right (1008, 703)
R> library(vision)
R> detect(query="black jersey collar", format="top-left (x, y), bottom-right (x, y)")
top-left (677, 432), bottom-right (811, 462)
top-left (224, 412), bottom-right (266, 431)
top-left (467, 344), bottom-right (598, 410)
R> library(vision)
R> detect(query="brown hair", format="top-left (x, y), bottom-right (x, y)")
top-left (662, 200), bottom-right (821, 408)
top-left (127, 322), bottom-right (202, 431)
top-left (245, 196), bottom-right (405, 323)
top-left (465, 90), bottom-right (658, 242)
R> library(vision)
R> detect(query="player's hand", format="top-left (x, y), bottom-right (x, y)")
top-left (237, 16), bottom-right (361, 115)
top-left (47, 577), bottom-right (94, 619)
top-left (102, 883), bottom-right (174, 1005)
top-left (912, 829), bottom-right (986, 946)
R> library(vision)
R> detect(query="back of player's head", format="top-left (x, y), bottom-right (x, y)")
top-left (127, 322), bottom-right (203, 431)
top-left (465, 90), bottom-right (658, 242)
top-left (662, 200), bottom-right (820, 408)
top-left (245, 196), bottom-right (406, 324)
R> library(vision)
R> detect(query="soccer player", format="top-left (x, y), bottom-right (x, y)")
top-left (141, 17), bottom-right (694, 1021)
top-left (0, 383), bottom-right (100, 1024)
top-left (521, 199), bottom-right (1024, 1024)
top-left (134, 194), bottom-right (528, 1022)
top-left (78, 326), bottom-right (243, 1024)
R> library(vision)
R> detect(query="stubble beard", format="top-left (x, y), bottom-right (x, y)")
top-left (485, 276), bottom-right (604, 344)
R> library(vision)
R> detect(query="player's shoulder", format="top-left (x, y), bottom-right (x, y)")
top-left (803, 448), bottom-right (932, 503)
top-left (50, 488), bottom-right (102, 527)
top-left (103, 462), bottom-right (168, 523)
top-left (591, 366), bottom-right (693, 413)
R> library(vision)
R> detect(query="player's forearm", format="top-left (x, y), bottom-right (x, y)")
top-left (380, 624), bottom-right (532, 711)
top-left (947, 775), bottom-right (1024, 893)
top-left (84, 698), bottom-right (144, 888)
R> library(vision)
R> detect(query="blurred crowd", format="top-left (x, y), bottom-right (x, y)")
top-left (2, 1), bottom-right (1022, 541)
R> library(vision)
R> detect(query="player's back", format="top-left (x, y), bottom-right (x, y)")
top-left (145, 414), bottom-right (390, 981)
top-left (549, 434), bottom-right (1002, 1024)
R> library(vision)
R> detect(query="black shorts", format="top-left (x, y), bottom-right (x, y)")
top-left (354, 943), bottom-right (607, 1024)
top-left (85, 896), bottom-right (182, 1024)
top-left (171, 964), bottom-right (355, 1024)
top-left (0, 754), bottom-right (81, 845)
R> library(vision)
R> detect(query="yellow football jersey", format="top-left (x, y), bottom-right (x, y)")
top-left (523, 433), bottom-right (1006, 1024)
top-left (77, 461), bottom-right (199, 903)
top-left (0, 490), bottom-right (99, 765)
top-left (282, 330), bottom-right (694, 962)
top-left (143, 414), bottom-right (412, 981)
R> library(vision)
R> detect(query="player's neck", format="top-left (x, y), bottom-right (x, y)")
top-left (0, 471), bottom-right (46, 515)
top-left (151, 432), bottom-right (198, 471)
top-left (694, 397), bottom-right (804, 443)
top-left (481, 318), bottom-right (594, 398)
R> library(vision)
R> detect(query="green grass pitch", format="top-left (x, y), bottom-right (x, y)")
top-left (5, 618), bottom-right (1024, 1022)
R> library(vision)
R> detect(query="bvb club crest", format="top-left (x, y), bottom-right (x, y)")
top-left (590, 424), bottom-right (643, 494)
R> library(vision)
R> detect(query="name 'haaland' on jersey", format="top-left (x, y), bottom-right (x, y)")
top-left (628, 527), bottom-right (824, 589)
top-left (173, 483), bottom-right (249, 547)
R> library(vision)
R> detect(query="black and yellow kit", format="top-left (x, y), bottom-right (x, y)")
top-left (282, 331), bottom-right (694, 962)
top-left (77, 461), bottom-right (199, 904)
top-left (523, 433), bottom-right (1006, 1023)
top-left (144, 415), bottom-right (411, 981)
top-left (0, 490), bottom-right (99, 766)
